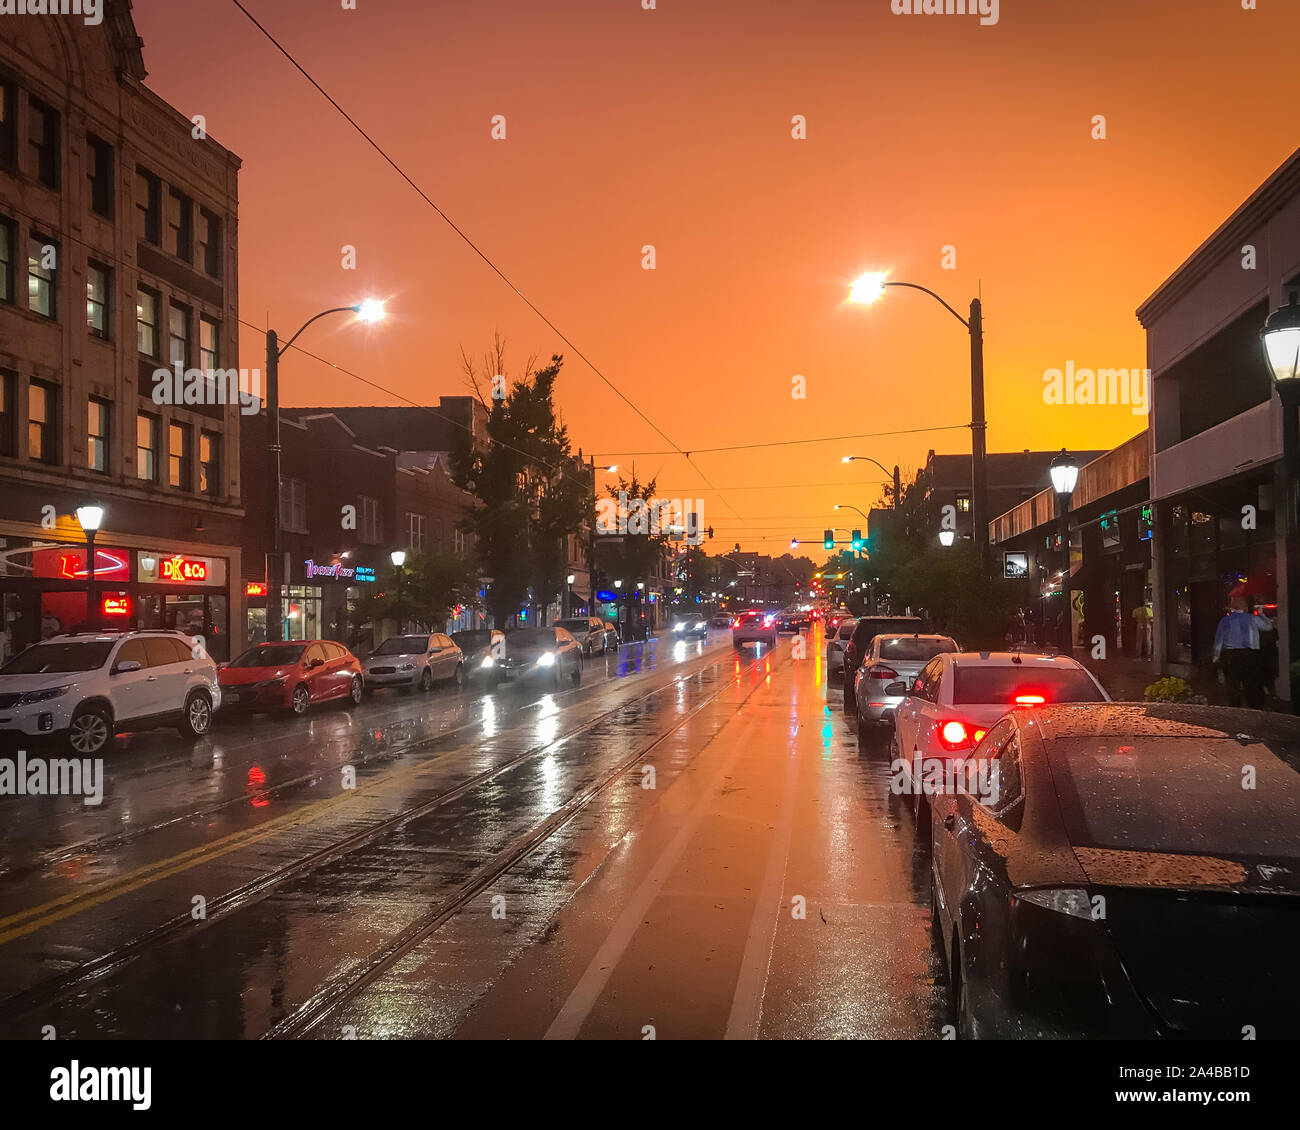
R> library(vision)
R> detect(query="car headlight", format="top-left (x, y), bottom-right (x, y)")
top-left (694, 621), bottom-right (705, 630)
top-left (399, 662), bottom-right (416, 671)
top-left (18, 684), bottom-right (72, 705)
top-left (1016, 888), bottom-right (1094, 920)
top-left (480, 656), bottom-right (494, 668)
top-left (536, 652), bottom-right (556, 667)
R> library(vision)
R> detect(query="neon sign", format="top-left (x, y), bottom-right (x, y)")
top-left (245, 582), bottom-right (268, 597)
top-left (54, 549), bottom-right (129, 581)
top-left (102, 595), bottom-right (131, 616)
top-left (303, 559), bottom-right (375, 582)
top-left (161, 555), bottom-right (208, 582)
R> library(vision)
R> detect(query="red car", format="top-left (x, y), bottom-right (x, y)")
top-left (218, 640), bottom-right (364, 715)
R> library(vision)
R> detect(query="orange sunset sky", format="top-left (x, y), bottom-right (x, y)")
top-left (134, 0), bottom-right (1300, 552)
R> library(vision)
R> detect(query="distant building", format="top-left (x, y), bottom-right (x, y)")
top-left (0, 4), bottom-right (244, 660)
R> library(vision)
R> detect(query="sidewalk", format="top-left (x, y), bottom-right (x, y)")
top-left (1078, 652), bottom-right (1282, 708)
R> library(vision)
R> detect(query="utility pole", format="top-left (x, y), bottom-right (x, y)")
top-left (969, 297), bottom-right (989, 574)
top-left (266, 329), bottom-right (283, 643)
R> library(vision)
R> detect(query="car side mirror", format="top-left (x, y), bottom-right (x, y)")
top-left (308, 658), bottom-right (324, 669)
top-left (114, 660), bottom-right (142, 674)
top-left (884, 680), bottom-right (907, 696)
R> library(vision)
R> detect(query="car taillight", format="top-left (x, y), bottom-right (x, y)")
top-left (1014, 694), bottom-right (1045, 704)
top-left (865, 665), bottom-right (898, 679)
top-left (732, 618), bottom-right (742, 628)
top-left (937, 720), bottom-right (985, 751)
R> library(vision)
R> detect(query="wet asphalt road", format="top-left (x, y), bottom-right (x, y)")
top-left (0, 628), bottom-right (946, 1039)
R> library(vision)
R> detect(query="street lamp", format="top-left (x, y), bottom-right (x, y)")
top-left (1262, 293), bottom-right (1300, 702)
top-left (848, 271), bottom-right (987, 568)
top-left (1049, 448), bottom-right (1080, 656)
top-left (841, 455), bottom-right (901, 509)
top-left (833, 503), bottom-right (869, 520)
top-left (938, 529), bottom-right (955, 547)
top-left (390, 549), bottom-right (407, 568)
top-left (266, 300), bottom-right (386, 641)
top-left (76, 504), bottom-right (105, 631)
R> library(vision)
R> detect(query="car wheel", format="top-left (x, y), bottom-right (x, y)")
top-left (290, 684), bottom-right (311, 715)
top-left (344, 676), bottom-right (363, 708)
top-left (949, 936), bottom-right (972, 1038)
top-left (453, 664), bottom-right (466, 692)
top-left (67, 704), bottom-right (113, 755)
top-left (420, 667), bottom-right (433, 693)
top-left (177, 690), bottom-right (213, 741)
top-left (929, 868), bottom-right (948, 968)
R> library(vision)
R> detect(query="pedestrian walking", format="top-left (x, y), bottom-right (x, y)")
top-left (1212, 595), bottom-right (1266, 709)
top-left (1131, 599), bottom-right (1153, 660)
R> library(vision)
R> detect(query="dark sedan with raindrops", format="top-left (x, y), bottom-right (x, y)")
top-left (929, 703), bottom-right (1300, 1039)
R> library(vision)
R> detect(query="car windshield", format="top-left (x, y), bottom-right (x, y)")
top-left (508, 629), bottom-right (555, 648)
top-left (878, 637), bottom-right (957, 662)
top-left (0, 641), bottom-right (115, 674)
top-left (452, 631), bottom-right (490, 648)
top-left (951, 665), bottom-right (1105, 705)
top-left (855, 619), bottom-right (923, 643)
top-left (373, 636), bottom-right (430, 656)
top-left (1048, 736), bottom-right (1300, 858)
top-left (836, 622), bottom-right (857, 639)
top-left (556, 619), bottom-right (589, 633)
top-left (231, 644), bottom-right (304, 667)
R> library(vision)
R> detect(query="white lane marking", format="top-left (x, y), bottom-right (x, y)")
top-left (723, 745), bottom-right (799, 1040)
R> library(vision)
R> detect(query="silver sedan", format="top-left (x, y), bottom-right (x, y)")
top-left (362, 633), bottom-right (466, 693)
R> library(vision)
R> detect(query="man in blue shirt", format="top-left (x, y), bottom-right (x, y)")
top-left (1213, 595), bottom-right (1270, 708)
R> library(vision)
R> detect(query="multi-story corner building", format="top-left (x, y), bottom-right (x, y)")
top-left (0, 4), bottom-right (244, 662)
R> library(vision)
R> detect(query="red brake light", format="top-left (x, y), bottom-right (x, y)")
top-left (938, 720), bottom-right (976, 751)
top-left (1014, 694), bottom-right (1045, 704)
top-left (866, 665), bottom-right (898, 679)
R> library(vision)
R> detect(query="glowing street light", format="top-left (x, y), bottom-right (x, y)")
top-left (938, 530), bottom-right (956, 547)
top-left (76, 504), bottom-right (106, 630)
top-left (848, 271), bottom-right (889, 305)
top-left (355, 298), bottom-right (386, 324)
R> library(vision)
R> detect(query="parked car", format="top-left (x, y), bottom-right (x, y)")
top-left (825, 608), bottom-right (853, 633)
top-left (500, 626), bottom-right (583, 687)
top-left (841, 616), bottom-right (927, 710)
top-left (670, 611), bottom-right (709, 640)
top-left (0, 630), bottom-right (219, 755)
top-left (362, 633), bottom-right (465, 693)
top-left (218, 640), bottom-right (364, 715)
top-left (451, 629), bottom-right (506, 687)
top-left (930, 703), bottom-right (1300, 1038)
top-left (891, 650), bottom-right (1108, 830)
top-left (732, 609), bottom-right (778, 650)
top-left (825, 617), bottom-right (857, 679)
top-left (853, 634), bottom-right (960, 736)
top-left (556, 616), bottom-right (618, 656)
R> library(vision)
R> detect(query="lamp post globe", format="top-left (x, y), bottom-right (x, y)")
top-left (76, 504), bottom-right (106, 631)
top-left (1049, 448), bottom-right (1079, 656)
top-left (1263, 293), bottom-right (1300, 707)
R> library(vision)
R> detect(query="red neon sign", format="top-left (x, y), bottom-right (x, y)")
top-left (48, 549), bottom-right (130, 582)
top-left (102, 596), bottom-right (131, 616)
top-left (161, 555), bottom-right (208, 582)
top-left (245, 581), bottom-right (268, 597)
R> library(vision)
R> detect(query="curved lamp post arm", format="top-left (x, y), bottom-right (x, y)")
top-left (277, 306), bottom-right (361, 358)
top-left (883, 281), bottom-right (971, 330)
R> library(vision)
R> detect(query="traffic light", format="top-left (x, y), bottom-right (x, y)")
top-left (851, 529), bottom-right (863, 552)
top-left (823, 529), bottom-right (834, 550)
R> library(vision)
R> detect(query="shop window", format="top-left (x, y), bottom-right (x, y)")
top-left (1189, 510), bottom-right (1214, 557)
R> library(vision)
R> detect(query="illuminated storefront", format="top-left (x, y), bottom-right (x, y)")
top-left (243, 558), bottom-right (375, 647)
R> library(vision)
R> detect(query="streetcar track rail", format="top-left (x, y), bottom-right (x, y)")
top-left (0, 647), bottom-right (762, 1026)
top-left (266, 646), bottom-right (784, 1039)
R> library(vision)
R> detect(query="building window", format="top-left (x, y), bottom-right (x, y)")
top-left (27, 235), bottom-right (56, 318)
top-left (432, 517), bottom-right (444, 553)
top-left (199, 316), bottom-right (219, 370)
top-left (0, 82), bottom-right (15, 165)
top-left (453, 527), bottom-right (467, 556)
top-left (359, 495), bottom-right (382, 544)
top-left (135, 167), bottom-right (161, 244)
top-left (86, 134), bottom-right (113, 218)
top-left (166, 188), bottom-right (192, 261)
top-left (136, 412), bottom-right (158, 482)
top-left (169, 303), bottom-right (190, 368)
top-left (0, 369), bottom-right (15, 458)
top-left (86, 262), bottom-right (109, 339)
top-left (169, 422), bottom-right (192, 489)
top-left (198, 208), bottom-right (221, 278)
top-left (88, 396), bottom-right (109, 473)
top-left (0, 215), bottom-right (13, 304)
top-left (136, 287), bottom-right (159, 357)
top-left (199, 430), bottom-right (220, 496)
top-left (28, 98), bottom-right (59, 189)
top-left (28, 379), bottom-right (56, 464)
top-left (280, 477), bottom-right (308, 533)
top-left (956, 492), bottom-right (971, 513)
top-left (406, 512), bottom-right (426, 551)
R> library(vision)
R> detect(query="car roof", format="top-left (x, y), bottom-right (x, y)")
top-left (944, 650), bottom-right (1086, 669)
top-left (47, 630), bottom-right (184, 642)
top-left (877, 633), bottom-right (951, 641)
top-left (1027, 702), bottom-right (1300, 744)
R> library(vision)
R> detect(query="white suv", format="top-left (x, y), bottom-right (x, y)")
top-left (0, 631), bottom-right (222, 755)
